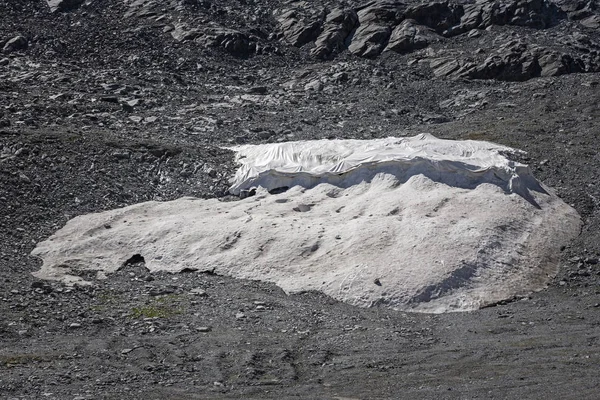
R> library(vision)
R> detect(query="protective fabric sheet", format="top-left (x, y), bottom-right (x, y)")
top-left (31, 134), bottom-right (581, 312)
top-left (229, 133), bottom-right (540, 201)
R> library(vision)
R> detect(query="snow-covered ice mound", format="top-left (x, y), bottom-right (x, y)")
top-left (31, 134), bottom-right (581, 312)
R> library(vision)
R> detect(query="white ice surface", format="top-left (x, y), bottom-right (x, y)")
top-left (31, 134), bottom-right (581, 312)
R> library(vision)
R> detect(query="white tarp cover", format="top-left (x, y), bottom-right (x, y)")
top-left (31, 134), bottom-right (581, 312)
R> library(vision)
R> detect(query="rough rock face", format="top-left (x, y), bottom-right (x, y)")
top-left (431, 39), bottom-right (593, 80)
top-left (171, 23), bottom-right (262, 57)
top-left (276, 7), bottom-right (325, 47)
top-left (405, 1), bottom-right (464, 34)
top-left (472, 42), bottom-right (551, 81)
top-left (46, 0), bottom-right (86, 13)
top-left (384, 19), bottom-right (438, 53)
top-left (580, 14), bottom-right (600, 27)
top-left (446, 0), bottom-right (565, 36)
top-left (348, 1), bottom-right (405, 57)
top-left (201, 26), bottom-right (258, 57)
top-left (311, 8), bottom-right (358, 59)
top-left (101, 0), bottom-right (600, 80)
top-left (556, 0), bottom-right (598, 20)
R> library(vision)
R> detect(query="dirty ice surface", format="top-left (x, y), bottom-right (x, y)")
top-left (32, 134), bottom-right (581, 313)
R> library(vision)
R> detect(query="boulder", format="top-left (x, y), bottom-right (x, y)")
top-left (405, 1), bottom-right (464, 34)
top-left (276, 7), bottom-right (325, 47)
top-left (555, 0), bottom-right (597, 20)
top-left (2, 36), bottom-right (28, 53)
top-left (537, 50), bottom-right (584, 76)
top-left (448, 40), bottom-right (587, 81)
top-left (348, 1), bottom-right (405, 58)
top-left (170, 23), bottom-right (201, 42)
top-left (431, 38), bottom-right (592, 81)
top-left (445, 0), bottom-right (566, 37)
top-left (311, 8), bottom-right (359, 59)
top-left (469, 41), bottom-right (542, 81)
top-left (385, 19), bottom-right (438, 53)
top-left (47, 0), bottom-right (86, 13)
top-left (348, 23), bottom-right (393, 58)
top-left (201, 27), bottom-right (257, 57)
top-left (430, 57), bottom-right (477, 78)
top-left (172, 23), bottom-right (258, 57)
top-left (580, 15), bottom-right (600, 28)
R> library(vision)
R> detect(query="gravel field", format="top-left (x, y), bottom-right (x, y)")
top-left (1, 0), bottom-right (600, 398)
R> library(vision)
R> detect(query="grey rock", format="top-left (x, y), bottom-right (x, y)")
top-left (406, 1), bottom-right (463, 34)
top-left (171, 23), bottom-right (200, 42)
top-left (196, 326), bottom-right (212, 332)
top-left (580, 15), bottom-right (600, 29)
top-left (149, 287), bottom-right (175, 296)
top-left (200, 26), bottom-right (257, 57)
top-left (537, 51), bottom-right (573, 76)
top-left (277, 8), bottom-right (325, 47)
top-left (125, 99), bottom-right (142, 108)
top-left (112, 150), bottom-right (131, 159)
top-left (445, 0), bottom-right (565, 37)
top-left (101, 82), bottom-right (121, 91)
top-left (235, 312), bottom-right (246, 319)
top-left (19, 172), bottom-right (31, 183)
top-left (0, 58), bottom-right (9, 66)
top-left (247, 86), bottom-right (268, 95)
top-left (100, 96), bottom-right (119, 104)
top-left (470, 41), bottom-right (542, 81)
top-left (2, 36), bottom-right (28, 54)
top-left (385, 19), bottom-right (438, 54)
top-left (311, 9), bottom-right (358, 59)
top-left (468, 41), bottom-right (584, 81)
top-left (332, 71), bottom-right (349, 82)
top-left (430, 57), bottom-right (476, 79)
top-left (558, 0), bottom-right (597, 20)
top-left (433, 40), bottom-right (588, 81)
top-left (421, 113), bottom-right (451, 123)
top-left (348, 23), bottom-right (392, 58)
top-left (304, 79), bottom-right (324, 91)
top-left (47, 0), bottom-right (85, 13)
top-left (348, 1), bottom-right (405, 58)
top-left (190, 288), bottom-right (208, 296)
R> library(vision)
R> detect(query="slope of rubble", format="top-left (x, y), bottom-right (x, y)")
top-left (1, 0), bottom-right (600, 398)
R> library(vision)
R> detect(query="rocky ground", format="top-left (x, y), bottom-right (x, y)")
top-left (1, 0), bottom-right (600, 398)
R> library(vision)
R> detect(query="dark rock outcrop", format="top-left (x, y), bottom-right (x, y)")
top-left (430, 57), bottom-right (478, 79)
top-left (445, 0), bottom-right (566, 37)
top-left (276, 7), bottom-right (325, 47)
top-left (432, 40), bottom-right (591, 81)
top-left (348, 1), bottom-right (406, 58)
top-left (405, 1), bottom-right (464, 34)
top-left (311, 8), bottom-right (359, 59)
top-left (384, 19), bottom-right (439, 53)
top-left (468, 41), bottom-right (585, 80)
top-left (47, 0), bottom-right (86, 13)
top-left (556, 0), bottom-right (598, 20)
top-left (171, 23), bottom-right (261, 57)
top-left (580, 14), bottom-right (600, 27)
top-left (203, 27), bottom-right (257, 57)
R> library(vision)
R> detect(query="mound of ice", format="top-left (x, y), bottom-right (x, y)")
top-left (31, 134), bottom-right (581, 312)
